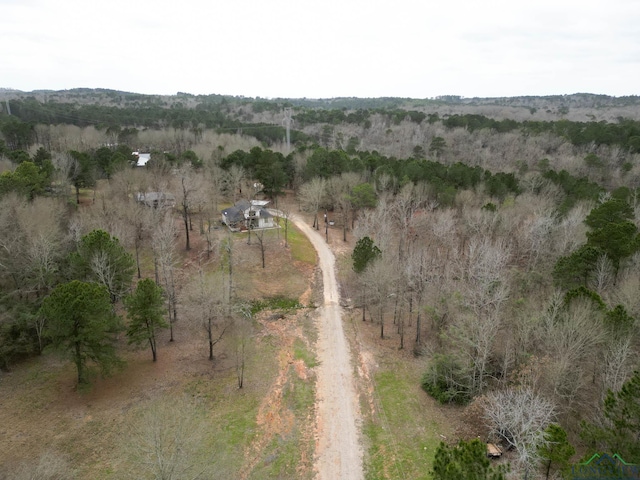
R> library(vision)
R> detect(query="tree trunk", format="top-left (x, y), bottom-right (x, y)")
top-left (135, 238), bottom-right (142, 279)
top-left (545, 460), bottom-right (552, 480)
top-left (149, 335), bottom-right (157, 362)
top-left (408, 296), bottom-right (413, 327)
top-left (168, 301), bottom-right (174, 342)
top-left (75, 342), bottom-right (85, 386)
top-left (342, 206), bottom-right (348, 242)
top-left (208, 319), bottom-right (214, 360)
top-left (393, 294), bottom-right (399, 325)
top-left (183, 207), bottom-right (190, 250)
top-left (154, 256), bottom-right (159, 285)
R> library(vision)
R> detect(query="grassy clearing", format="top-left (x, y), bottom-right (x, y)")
top-left (364, 358), bottom-right (453, 480)
top-left (287, 224), bottom-right (317, 265)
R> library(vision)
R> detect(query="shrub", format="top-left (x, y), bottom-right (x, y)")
top-left (421, 354), bottom-right (471, 404)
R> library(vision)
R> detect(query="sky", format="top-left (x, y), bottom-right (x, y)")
top-left (1, 0), bottom-right (639, 99)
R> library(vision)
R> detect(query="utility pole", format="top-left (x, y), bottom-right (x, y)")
top-left (324, 211), bottom-right (328, 242)
top-left (282, 108), bottom-right (293, 153)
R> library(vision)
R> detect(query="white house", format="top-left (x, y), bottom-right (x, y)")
top-left (221, 200), bottom-right (275, 231)
top-left (132, 152), bottom-right (151, 167)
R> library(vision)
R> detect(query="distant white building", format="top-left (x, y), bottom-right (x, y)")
top-left (132, 152), bottom-right (151, 167)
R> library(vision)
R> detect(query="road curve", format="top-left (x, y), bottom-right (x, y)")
top-left (291, 215), bottom-right (363, 480)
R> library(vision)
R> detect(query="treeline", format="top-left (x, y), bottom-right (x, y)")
top-left (5, 95), bottom-right (640, 157)
top-left (293, 108), bottom-right (431, 128)
top-left (441, 114), bottom-right (640, 152)
top-left (0, 102), bottom-right (315, 150)
top-left (217, 144), bottom-right (525, 207)
top-left (0, 134), bottom-right (607, 218)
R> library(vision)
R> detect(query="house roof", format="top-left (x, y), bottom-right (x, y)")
top-left (135, 153), bottom-right (151, 167)
top-left (236, 199), bottom-right (251, 210)
top-left (222, 200), bottom-right (272, 224)
top-left (222, 206), bottom-right (245, 223)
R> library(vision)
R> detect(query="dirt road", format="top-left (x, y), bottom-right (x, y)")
top-left (291, 215), bottom-right (364, 480)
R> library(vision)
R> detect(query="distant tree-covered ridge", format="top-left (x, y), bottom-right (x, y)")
top-left (3, 90), bottom-right (640, 153)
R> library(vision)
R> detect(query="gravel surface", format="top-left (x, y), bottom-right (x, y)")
top-left (291, 215), bottom-right (364, 480)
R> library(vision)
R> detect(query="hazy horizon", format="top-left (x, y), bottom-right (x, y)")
top-left (2, 0), bottom-right (638, 99)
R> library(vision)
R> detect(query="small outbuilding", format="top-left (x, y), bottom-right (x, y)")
top-left (486, 443), bottom-right (502, 458)
top-left (135, 192), bottom-right (175, 208)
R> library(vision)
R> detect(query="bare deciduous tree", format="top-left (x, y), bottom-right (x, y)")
top-left (234, 305), bottom-right (253, 389)
top-left (364, 256), bottom-right (399, 339)
top-left (601, 337), bottom-right (634, 396)
top-left (298, 177), bottom-right (326, 230)
top-left (484, 387), bottom-right (556, 475)
top-left (125, 396), bottom-right (213, 480)
top-left (392, 182), bottom-right (424, 261)
top-left (176, 168), bottom-right (203, 251)
top-left (353, 198), bottom-right (394, 254)
top-left (152, 213), bottom-right (179, 342)
top-left (446, 237), bottom-right (511, 395)
top-left (589, 254), bottom-right (615, 295)
top-left (220, 233), bottom-right (235, 304)
top-left (224, 164), bottom-right (245, 203)
top-left (182, 269), bottom-right (230, 361)
top-left (539, 295), bottom-right (606, 411)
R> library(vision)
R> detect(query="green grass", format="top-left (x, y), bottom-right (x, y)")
top-left (364, 366), bottom-right (449, 480)
top-left (251, 296), bottom-right (304, 315)
top-left (293, 338), bottom-right (319, 368)
top-left (287, 224), bottom-right (317, 264)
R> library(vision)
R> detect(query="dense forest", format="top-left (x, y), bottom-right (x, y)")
top-left (1, 89), bottom-right (639, 478)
